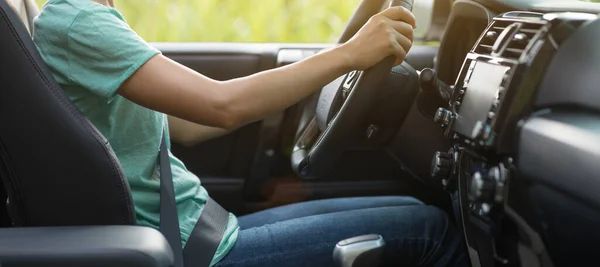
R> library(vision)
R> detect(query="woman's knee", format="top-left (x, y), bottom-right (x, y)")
top-left (365, 195), bottom-right (425, 206)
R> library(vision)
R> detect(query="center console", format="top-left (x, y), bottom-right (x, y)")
top-left (428, 11), bottom-right (598, 267)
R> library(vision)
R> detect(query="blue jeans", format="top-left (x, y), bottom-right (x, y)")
top-left (214, 196), bottom-right (468, 267)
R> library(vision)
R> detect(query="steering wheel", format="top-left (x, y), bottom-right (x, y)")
top-left (291, 0), bottom-right (413, 178)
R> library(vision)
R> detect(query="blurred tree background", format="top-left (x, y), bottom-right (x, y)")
top-left (35, 0), bottom-right (434, 43)
top-left (35, 0), bottom-right (361, 43)
top-left (34, 0), bottom-right (600, 43)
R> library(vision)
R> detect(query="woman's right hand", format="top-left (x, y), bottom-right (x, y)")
top-left (338, 6), bottom-right (416, 70)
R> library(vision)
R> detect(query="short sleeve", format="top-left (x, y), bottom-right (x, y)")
top-left (67, 8), bottom-right (160, 100)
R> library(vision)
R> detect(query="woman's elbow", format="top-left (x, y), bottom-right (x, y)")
top-left (212, 97), bottom-right (243, 131)
top-left (217, 114), bottom-right (241, 131)
top-left (203, 80), bottom-right (247, 131)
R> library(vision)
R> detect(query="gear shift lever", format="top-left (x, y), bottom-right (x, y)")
top-left (333, 234), bottom-right (386, 267)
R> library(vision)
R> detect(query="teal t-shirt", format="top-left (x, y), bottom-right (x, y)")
top-left (32, 1), bottom-right (239, 265)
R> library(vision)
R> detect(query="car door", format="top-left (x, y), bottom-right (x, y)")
top-left (110, 0), bottom-right (447, 215)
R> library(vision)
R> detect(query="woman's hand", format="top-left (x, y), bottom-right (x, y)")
top-left (338, 6), bottom-right (416, 69)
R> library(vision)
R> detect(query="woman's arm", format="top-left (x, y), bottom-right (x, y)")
top-left (168, 116), bottom-right (229, 147)
top-left (119, 6), bottom-right (415, 130)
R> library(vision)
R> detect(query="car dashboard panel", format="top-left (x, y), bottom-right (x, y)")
top-left (429, 7), bottom-right (600, 267)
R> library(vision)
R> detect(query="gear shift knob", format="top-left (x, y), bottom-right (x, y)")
top-left (333, 234), bottom-right (386, 267)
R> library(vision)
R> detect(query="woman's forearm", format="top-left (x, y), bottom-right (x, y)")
top-left (167, 48), bottom-right (351, 145)
top-left (120, 46), bottom-right (353, 130)
top-left (218, 46), bottom-right (352, 128)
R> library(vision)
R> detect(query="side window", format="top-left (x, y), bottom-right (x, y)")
top-left (413, 0), bottom-right (435, 40)
top-left (36, 0), bottom-right (435, 43)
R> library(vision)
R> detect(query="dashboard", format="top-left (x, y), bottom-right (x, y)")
top-left (425, 1), bottom-right (600, 267)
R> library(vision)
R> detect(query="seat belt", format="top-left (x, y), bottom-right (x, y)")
top-left (158, 131), bottom-right (230, 267)
top-left (183, 197), bottom-right (230, 267)
top-left (158, 132), bottom-right (185, 267)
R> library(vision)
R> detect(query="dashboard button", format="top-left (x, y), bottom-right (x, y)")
top-left (481, 125), bottom-right (493, 141)
top-left (433, 108), bottom-right (455, 128)
top-left (365, 124), bottom-right (379, 140)
top-left (489, 165), bottom-right (507, 203)
top-left (470, 171), bottom-right (496, 203)
top-left (431, 151), bottom-right (453, 180)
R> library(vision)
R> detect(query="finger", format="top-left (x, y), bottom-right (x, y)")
top-left (389, 36), bottom-right (408, 66)
top-left (389, 20), bottom-right (414, 42)
top-left (394, 30), bottom-right (413, 54)
top-left (391, 41), bottom-right (407, 66)
top-left (380, 6), bottom-right (416, 29)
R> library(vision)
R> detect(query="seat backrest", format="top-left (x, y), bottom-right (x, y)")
top-left (0, 0), bottom-right (135, 227)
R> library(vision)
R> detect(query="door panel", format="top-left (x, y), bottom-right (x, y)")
top-left (156, 42), bottom-right (439, 214)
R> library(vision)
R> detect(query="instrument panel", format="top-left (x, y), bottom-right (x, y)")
top-left (435, 11), bottom-right (596, 153)
top-left (429, 9), bottom-right (599, 267)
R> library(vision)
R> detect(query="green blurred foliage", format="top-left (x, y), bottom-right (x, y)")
top-left (35, 0), bottom-right (600, 43)
top-left (36, 0), bottom-right (363, 43)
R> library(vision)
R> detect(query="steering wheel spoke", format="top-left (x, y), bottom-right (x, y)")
top-left (294, 117), bottom-right (320, 150)
top-left (341, 70), bottom-right (362, 99)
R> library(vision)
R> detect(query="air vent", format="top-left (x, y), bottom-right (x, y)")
top-left (475, 20), bottom-right (512, 55)
top-left (475, 20), bottom-right (545, 60)
top-left (502, 22), bottom-right (545, 59)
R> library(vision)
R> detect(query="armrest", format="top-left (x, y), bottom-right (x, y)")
top-left (0, 225), bottom-right (174, 267)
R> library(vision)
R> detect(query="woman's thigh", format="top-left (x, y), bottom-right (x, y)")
top-left (238, 196), bottom-right (423, 229)
top-left (216, 205), bottom-right (468, 267)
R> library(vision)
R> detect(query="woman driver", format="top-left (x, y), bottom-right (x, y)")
top-left (32, 0), bottom-right (467, 266)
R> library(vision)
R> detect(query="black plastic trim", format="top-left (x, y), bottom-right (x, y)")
top-left (518, 112), bottom-right (600, 209)
top-left (535, 16), bottom-right (600, 113)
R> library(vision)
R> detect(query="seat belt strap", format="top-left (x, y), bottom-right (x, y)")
top-left (183, 197), bottom-right (230, 267)
top-left (158, 130), bottom-right (230, 267)
top-left (158, 132), bottom-right (184, 267)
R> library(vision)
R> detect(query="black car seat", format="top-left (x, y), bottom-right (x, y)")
top-left (0, 0), bottom-right (34, 228)
top-left (0, 3), bottom-right (219, 267)
top-left (0, 0), bottom-right (136, 228)
top-left (0, 2), bottom-right (177, 265)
